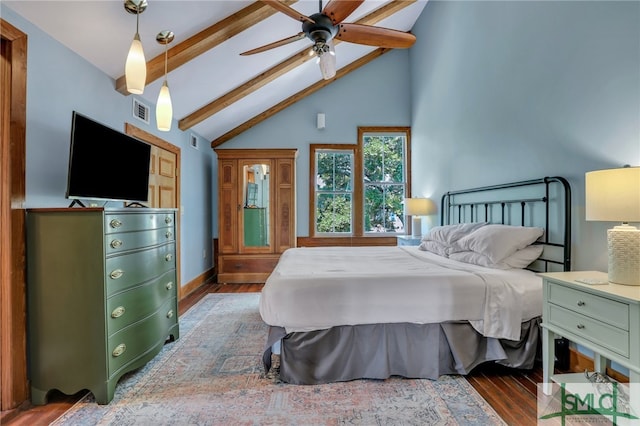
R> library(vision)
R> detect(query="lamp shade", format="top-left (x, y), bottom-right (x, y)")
top-left (585, 166), bottom-right (640, 285)
top-left (404, 198), bottom-right (435, 216)
top-left (125, 34), bottom-right (146, 94)
top-left (585, 167), bottom-right (640, 222)
top-left (156, 81), bottom-right (172, 132)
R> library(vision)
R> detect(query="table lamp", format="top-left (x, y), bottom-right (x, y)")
top-left (404, 198), bottom-right (436, 238)
top-left (585, 166), bottom-right (640, 285)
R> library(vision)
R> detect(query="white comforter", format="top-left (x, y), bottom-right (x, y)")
top-left (259, 246), bottom-right (543, 341)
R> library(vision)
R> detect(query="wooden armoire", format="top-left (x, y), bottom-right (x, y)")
top-left (214, 149), bottom-right (297, 283)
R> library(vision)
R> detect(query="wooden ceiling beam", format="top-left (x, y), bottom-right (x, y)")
top-left (180, 0), bottom-right (416, 131)
top-left (114, 1), bottom-right (298, 95)
top-left (211, 48), bottom-right (391, 148)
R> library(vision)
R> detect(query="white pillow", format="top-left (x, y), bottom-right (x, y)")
top-left (450, 224), bottom-right (544, 263)
top-left (502, 245), bottom-right (544, 268)
top-left (421, 222), bottom-right (488, 244)
top-left (418, 240), bottom-right (449, 257)
top-left (449, 245), bottom-right (543, 269)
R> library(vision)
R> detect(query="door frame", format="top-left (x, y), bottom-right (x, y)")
top-left (1, 19), bottom-right (29, 410)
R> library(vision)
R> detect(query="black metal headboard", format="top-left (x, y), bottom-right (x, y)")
top-left (440, 176), bottom-right (571, 272)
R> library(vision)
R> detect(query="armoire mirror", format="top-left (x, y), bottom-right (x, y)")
top-left (242, 163), bottom-right (270, 247)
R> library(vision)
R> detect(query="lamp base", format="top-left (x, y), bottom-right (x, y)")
top-left (607, 225), bottom-right (640, 286)
top-left (412, 217), bottom-right (422, 238)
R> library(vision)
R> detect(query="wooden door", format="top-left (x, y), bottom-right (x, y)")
top-left (148, 145), bottom-right (178, 209)
top-left (275, 157), bottom-right (295, 253)
top-left (124, 124), bottom-right (180, 297)
top-left (218, 159), bottom-right (238, 254)
top-left (124, 124), bottom-right (179, 210)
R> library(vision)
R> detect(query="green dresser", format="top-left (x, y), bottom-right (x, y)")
top-left (26, 207), bottom-right (179, 405)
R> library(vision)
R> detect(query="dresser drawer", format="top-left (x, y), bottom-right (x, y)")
top-left (219, 255), bottom-right (279, 274)
top-left (107, 297), bottom-right (177, 377)
top-left (105, 212), bottom-right (174, 234)
top-left (548, 283), bottom-right (629, 330)
top-left (106, 228), bottom-right (175, 255)
top-left (107, 270), bottom-right (176, 335)
top-left (548, 304), bottom-right (629, 357)
top-left (106, 243), bottom-right (176, 295)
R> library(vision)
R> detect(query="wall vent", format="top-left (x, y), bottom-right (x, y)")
top-left (190, 134), bottom-right (198, 149)
top-left (132, 98), bottom-right (150, 124)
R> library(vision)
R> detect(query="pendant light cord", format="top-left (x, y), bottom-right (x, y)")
top-left (135, 6), bottom-right (140, 35)
top-left (164, 43), bottom-right (168, 83)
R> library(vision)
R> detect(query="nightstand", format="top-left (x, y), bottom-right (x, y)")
top-left (396, 235), bottom-right (421, 246)
top-left (539, 271), bottom-right (640, 414)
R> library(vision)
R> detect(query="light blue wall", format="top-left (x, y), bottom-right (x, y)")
top-left (409, 0), bottom-right (640, 272)
top-left (2, 5), bottom-right (216, 289)
top-left (6, 0), bottom-right (639, 287)
top-left (220, 48), bottom-right (412, 236)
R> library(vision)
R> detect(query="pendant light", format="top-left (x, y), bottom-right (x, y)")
top-left (156, 30), bottom-right (174, 132)
top-left (124, 0), bottom-right (148, 94)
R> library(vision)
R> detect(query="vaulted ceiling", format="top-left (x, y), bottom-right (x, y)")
top-left (4, 1), bottom-right (427, 146)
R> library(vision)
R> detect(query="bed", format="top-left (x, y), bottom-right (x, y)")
top-left (259, 176), bottom-right (571, 384)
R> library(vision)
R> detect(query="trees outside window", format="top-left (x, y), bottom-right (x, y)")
top-left (362, 131), bottom-right (407, 234)
top-left (309, 127), bottom-right (411, 237)
top-left (315, 148), bottom-right (353, 234)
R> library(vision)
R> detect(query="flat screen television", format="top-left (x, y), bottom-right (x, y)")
top-left (65, 111), bottom-right (151, 204)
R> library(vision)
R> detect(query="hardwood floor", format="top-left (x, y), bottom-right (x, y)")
top-left (2, 282), bottom-right (546, 425)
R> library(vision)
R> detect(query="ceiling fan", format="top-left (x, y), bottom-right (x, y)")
top-left (240, 0), bottom-right (417, 79)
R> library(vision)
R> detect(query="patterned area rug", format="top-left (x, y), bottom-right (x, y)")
top-left (52, 293), bottom-right (505, 425)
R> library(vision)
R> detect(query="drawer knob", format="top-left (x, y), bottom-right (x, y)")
top-left (110, 239), bottom-right (123, 249)
top-left (577, 324), bottom-right (585, 329)
top-left (112, 343), bottom-right (126, 357)
top-left (110, 219), bottom-right (122, 229)
top-left (110, 269), bottom-right (124, 280)
top-left (111, 306), bottom-right (126, 318)
top-left (165, 216), bottom-right (172, 224)
top-left (577, 301), bottom-right (585, 307)
top-left (166, 231), bottom-right (173, 239)
top-left (165, 281), bottom-right (173, 290)
top-left (166, 310), bottom-right (174, 319)
top-left (165, 253), bottom-right (173, 262)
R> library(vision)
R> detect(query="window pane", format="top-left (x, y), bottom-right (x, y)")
top-left (363, 134), bottom-right (405, 184)
top-left (316, 151), bottom-right (352, 192)
top-left (364, 183), bottom-right (405, 233)
top-left (316, 193), bottom-right (352, 233)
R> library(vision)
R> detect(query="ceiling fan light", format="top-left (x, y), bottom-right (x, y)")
top-left (156, 81), bottom-right (173, 132)
top-left (318, 52), bottom-right (336, 80)
top-left (125, 33), bottom-right (146, 94)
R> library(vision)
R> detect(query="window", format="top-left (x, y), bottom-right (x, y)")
top-left (310, 145), bottom-right (355, 236)
top-left (361, 129), bottom-right (409, 235)
top-left (309, 127), bottom-right (411, 238)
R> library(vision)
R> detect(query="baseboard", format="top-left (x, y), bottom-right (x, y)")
top-left (568, 347), bottom-right (629, 383)
top-left (180, 267), bottom-right (215, 300)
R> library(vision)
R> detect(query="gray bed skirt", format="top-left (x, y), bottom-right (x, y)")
top-left (262, 318), bottom-right (541, 385)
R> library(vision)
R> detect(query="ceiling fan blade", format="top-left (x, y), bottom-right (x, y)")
top-left (322, 0), bottom-right (364, 25)
top-left (240, 32), bottom-right (307, 56)
top-left (261, 0), bottom-right (315, 23)
top-left (336, 23), bottom-right (416, 48)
